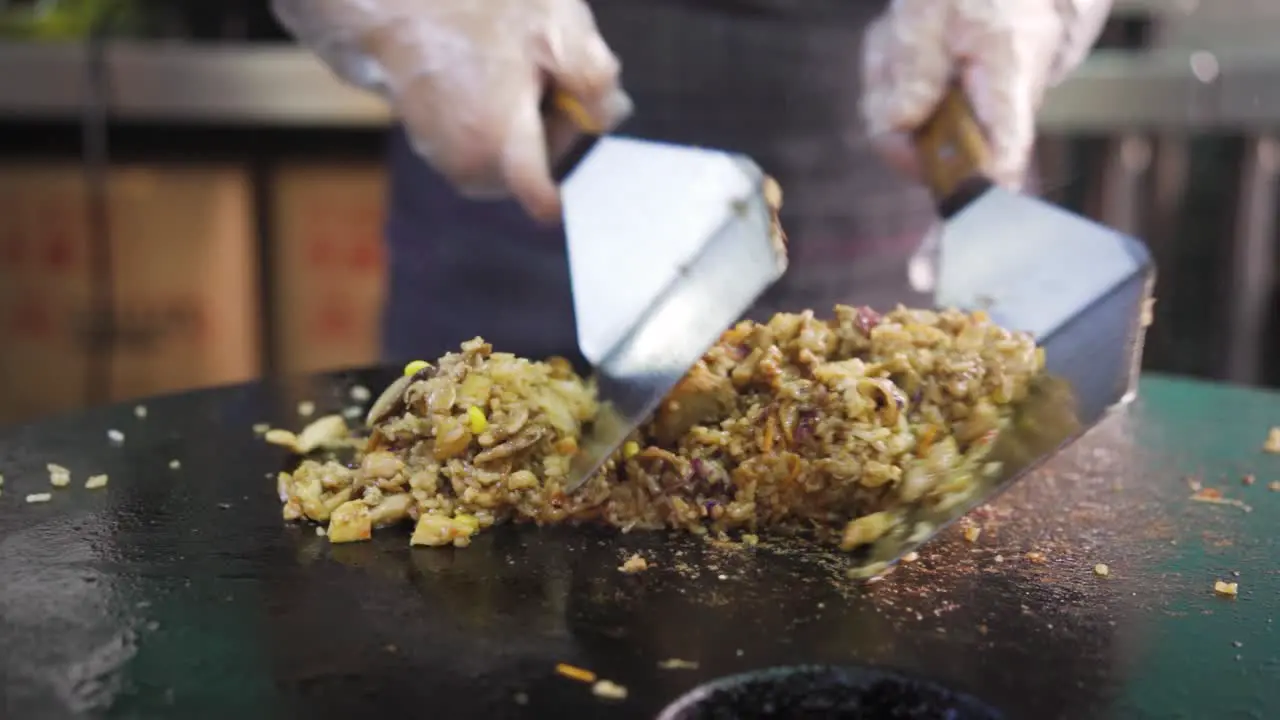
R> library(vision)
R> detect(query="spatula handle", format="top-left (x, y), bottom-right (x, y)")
top-left (541, 90), bottom-right (604, 183)
top-left (912, 84), bottom-right (991, 203)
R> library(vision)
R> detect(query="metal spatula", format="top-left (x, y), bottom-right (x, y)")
top-left (847, 86), bottom-right (1155, 578)
top-left (543, 92), bottom-right (789, 493)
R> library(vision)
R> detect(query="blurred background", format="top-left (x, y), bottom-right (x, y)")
top-left (0, 0), bottom-right (1276, 428)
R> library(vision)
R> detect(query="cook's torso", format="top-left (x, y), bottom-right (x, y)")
top-left (383, 0), bottom-right (935, 361)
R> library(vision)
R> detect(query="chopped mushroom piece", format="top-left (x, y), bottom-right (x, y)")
top-left (26, 493), bottom-right (53, 504)
top-left (48, 464), bottom-right (70, 488)
top-left (85, 474), bottom-right (109, 490)
top-left (619, 554), bottom-right (650, 573)
top-left (264, 416), bottom-right (351, 455)
top-left (327, 501), bottom-right (372, 543)
top-left (1214, 580), bottom-right (1239, 597)
top-left (1264, 427), bottom-right (1280, 454)
top-left (592, 680), bottom-right (628, 701)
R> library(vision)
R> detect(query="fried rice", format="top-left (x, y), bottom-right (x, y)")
top-left (277, 305), bottom-right (1044, 552)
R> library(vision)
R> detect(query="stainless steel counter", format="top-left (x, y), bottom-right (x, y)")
top-left (1, 42), bottom-right (1280, 131)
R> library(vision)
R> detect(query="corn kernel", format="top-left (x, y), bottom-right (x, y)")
top-left (467, 406), bottom-right (488, 433)
top-left (623, 441), bottom-right (640, 459)
top-left (403, 360), bottom-right (429, 377)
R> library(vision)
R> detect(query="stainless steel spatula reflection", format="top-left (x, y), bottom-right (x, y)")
top-left (543, 92), bottom-right (789, 494)
top-left (847, 85), bottom-right (1155, 578)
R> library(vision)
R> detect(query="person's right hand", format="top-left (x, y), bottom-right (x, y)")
top-left (272, 0), bottom-right (632, 221)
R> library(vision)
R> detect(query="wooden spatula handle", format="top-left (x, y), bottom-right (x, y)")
top-left (541, 89), bottom-right (604, 183)
top-left (912, 84), bottom-right (991, 202)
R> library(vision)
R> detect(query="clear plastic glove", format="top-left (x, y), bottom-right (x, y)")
top-left (272, 0), bottom-right (632, 221)
top-left (862, 0), bottom-right (1113, 191)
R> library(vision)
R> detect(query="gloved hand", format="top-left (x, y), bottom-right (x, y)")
top-left (272, 0), bottom-right (632, 221)
top-left (861, 0), bottom-right (1113, 191)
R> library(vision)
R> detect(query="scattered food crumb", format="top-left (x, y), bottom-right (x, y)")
top-left (1233, 641), bottom-right (1244, 648)
top-left (717, 574), bottom-right (728, 581)
top-left (168, 459), bottom-right (181, 470)
top-left (297, 401), bottom-right (316, 417)
top-left (658, 659), bottom-right (700, 670)
top-left (0, 473), bottom-right (5, 487)
top-left (1270, 482), bottom-right (1280, 492)
top-left (264, 429), bottom-right (299, 449)
top-left (84, 474), bottom-right (109, 490)
top-left (264, 416), bottom-right (351, 455)
top-left (618, 553), bottom-right (649, 574)
top-left (1242, 474), bottom-right (1255, 486)
top-left (902, 551), bottom-right (920, 563)
top-left (994, 554), bottom-right (1004, 563)
top-left (315, 526), bottom-right (327, 537)
top-left (134, 405), bottom-right (148, 419)
top-left (1094, 563), bottom-right (1110, 577)
top-left (742, 533), bottom-right (759, 546)
top-left (385, 644), bottom-right (397, 653)
top-left (350, 385), bottom-right (371, 402)
top-left (217, 503), bottom-right (233, 510)
top-left (252, 423), bottom-right (270, 435)
top-left (342, 406), bottom-right (364, 420)
top-left (1264, 427), bottom-right (1280, 453)
top-left (107, 429), bottom-right (125, 445)
top-left (591, 680), bottom-right (628, 701)
top-left (513, 692), bottom-right (529, 706)
top-left (1190, 489), bottom-right (1252, 513)
top-left (26, 493), bottom-right (52, 504)
top-left (963, 525), bottom-right (982, 543)
top-left (555, 663), bottom-right (597, 684)
top-left (1214, 580), bottom-right (1239, 598)
top-left (47, 464), bottom-right (70, 488)
top-left (736, 649), bottom-right (744, 657)
top-left (1026, 551), bottom-right (1047, 564)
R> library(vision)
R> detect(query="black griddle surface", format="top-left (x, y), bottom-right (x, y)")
top-left (1, 371), bottom-right (1278, 719)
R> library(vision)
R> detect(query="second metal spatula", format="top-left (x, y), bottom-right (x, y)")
top-left (849, 85), bottom-right (1155, 577)
top-left (544, 92), bottom-right (790, 493)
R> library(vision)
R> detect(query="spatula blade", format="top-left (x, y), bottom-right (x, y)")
top-left (561, 137), bottom-right (788, 492)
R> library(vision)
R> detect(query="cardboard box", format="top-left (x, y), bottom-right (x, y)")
top-left (271, 163), bottom-right (387, 375)
top-left (0, 164), bottom-right (260, 427)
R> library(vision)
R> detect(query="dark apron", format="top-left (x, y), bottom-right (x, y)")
top-left (382, 0), bottom-right (937, 364)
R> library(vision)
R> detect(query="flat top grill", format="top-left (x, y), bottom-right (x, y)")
top-left (0, 370), bottom-right (1277, 719)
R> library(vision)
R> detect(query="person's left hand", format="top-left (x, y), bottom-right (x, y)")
top-left (861, 0), bottom-right (1113, 191)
